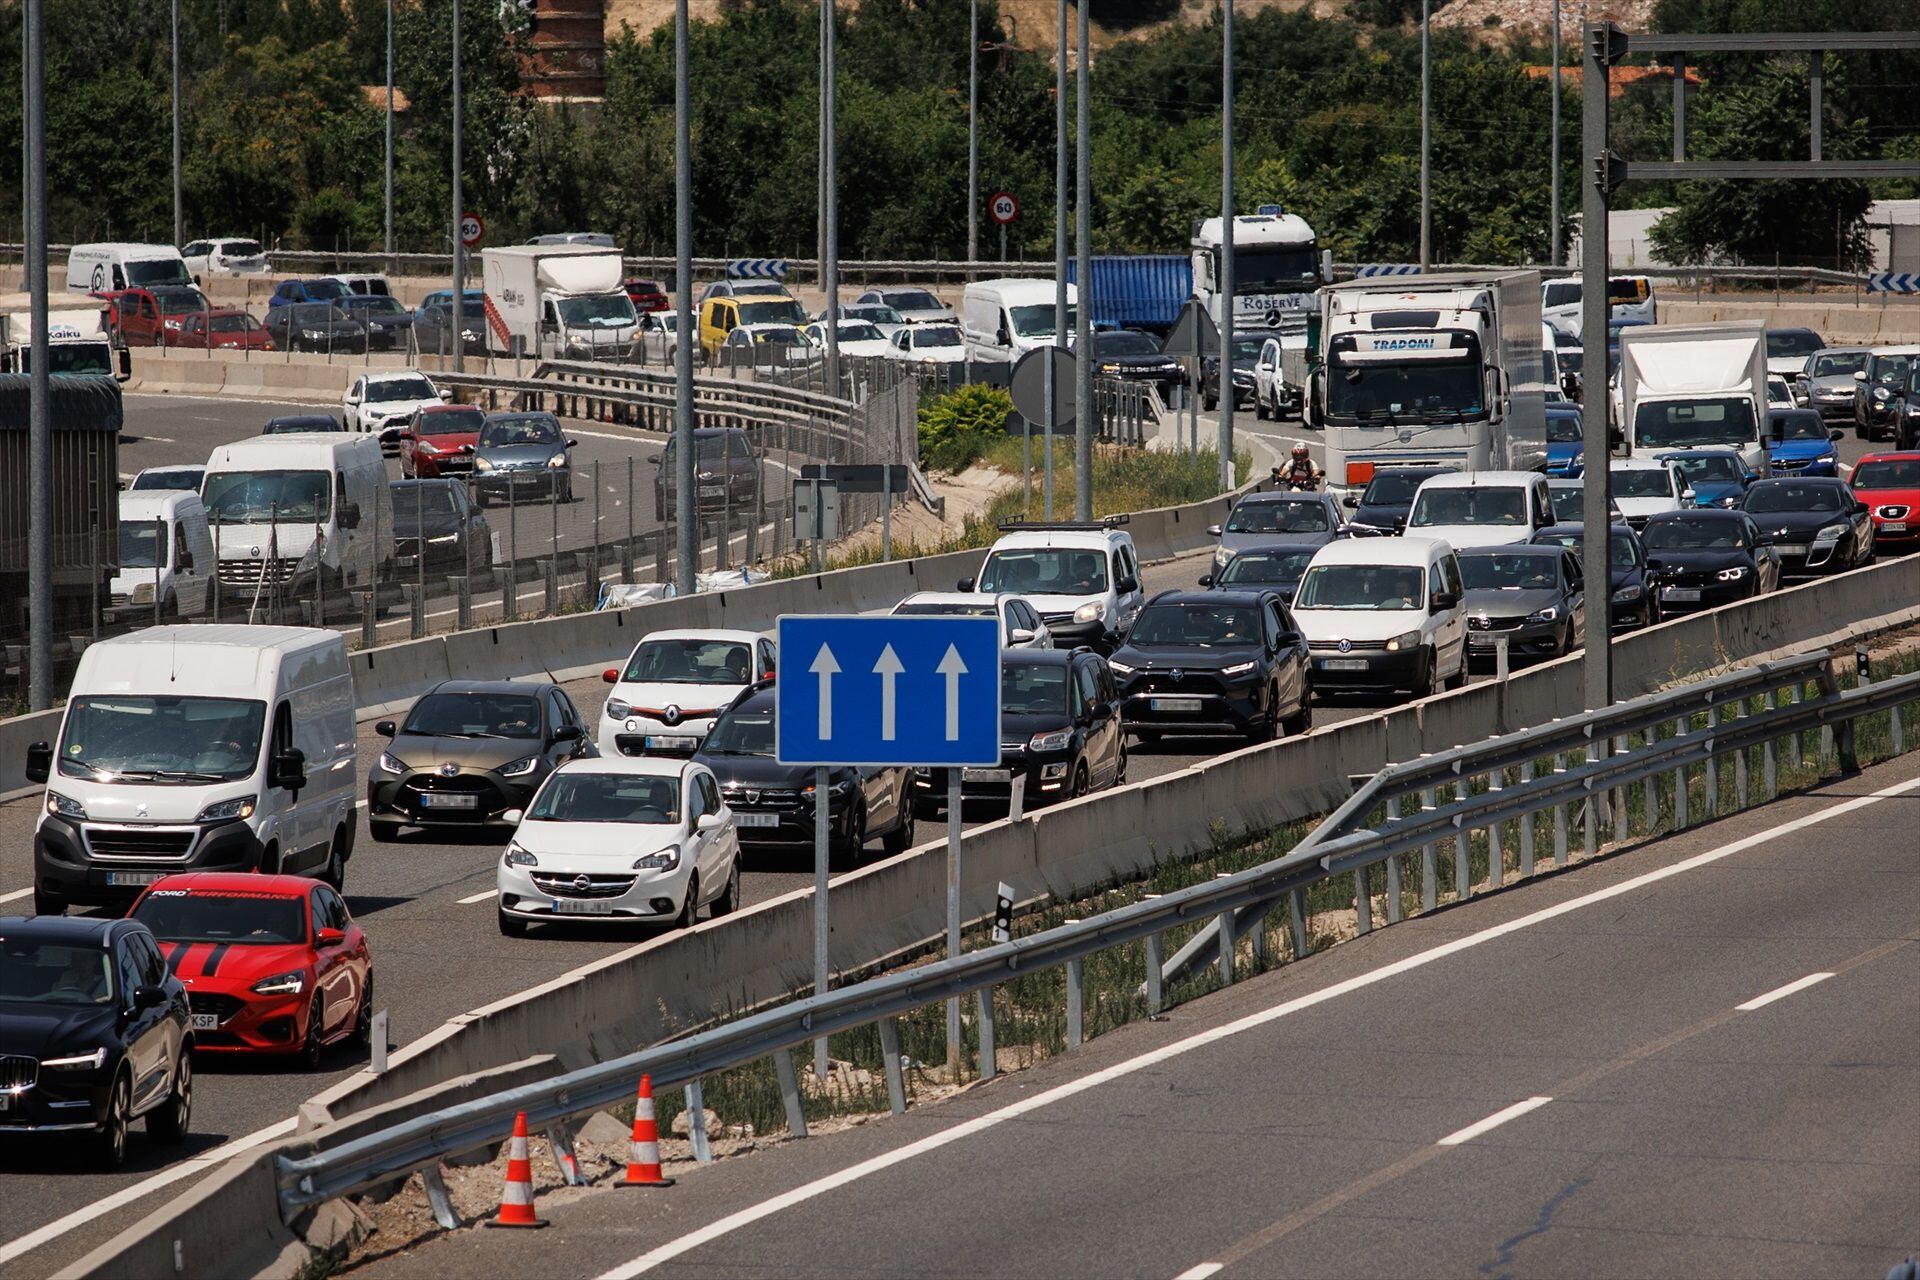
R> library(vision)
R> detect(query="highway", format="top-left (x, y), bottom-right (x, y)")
top-left (354, 743), bottom-right (1920, 1280)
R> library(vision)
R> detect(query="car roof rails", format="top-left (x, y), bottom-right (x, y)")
top-left (994, 515), bottom-right (1129, 532)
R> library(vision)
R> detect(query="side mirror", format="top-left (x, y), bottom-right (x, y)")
top-left (1197, 574), bottom-right (1214, 587)
top-left (552, 724), bottom-right (583, 742)
top-left (25, 740), bottom-right (51, 785)
top-left (603, 667), bottom-right (621, 683)
top-left (1680, 489), bottom-right (1696, 504)
top-left (397, 430), bottom-right (414, 441)
top-left (1854, 369), bottom-right (1868, 381)
top-left (502, 808), bottom-right (524, 826)
top-left (116, 348), bottom-right (132, 381)
top-left (1206, 523), bottom-right (1223, 537)
top-left (1608, 426), bottom-right (1625, 448)
top-left (375, 720), bottom-right (396, 737)
top-left (1009, 628), bottom-right (1036, 644)
top-left (1118, 576), bottom-right (1139, 594)
top-left (1831, 429), bottom-right (1845, 442)
top-left (270, 747), bottom-right (307, 791)
top-left (1341, 494), bottom-right (1358, 508)
top-left (177, 550), bottom-right (194, 572)
top-left (956, 577), bottom-right (976, 592)
top-left (696, 812), bottom-right (725, 832)
top-left (566, 439), bottom-right (579, 449)
top-left (132, 985), bottom-right (168, 1011)
top-left (316, 926), bottom-right (346, 947)
top-left (1431, 591), bottom-right (1459, 612)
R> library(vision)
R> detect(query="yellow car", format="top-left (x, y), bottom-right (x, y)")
top-left (698, 294), bottom-right (809, 359)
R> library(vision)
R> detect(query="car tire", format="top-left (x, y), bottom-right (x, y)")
top-left (881, 808), bottom-right (916, 856)
top-left (710, 858), bottom-right (741, 917)
top-left (258, 843), bottom-right (281, 876)
top-left (95, 1073), bottom-right (131, 1169)
top-left (368, 820), bottom-right (401, 843)
top-left (300, 994), bottom-right (327, 1071)
top-left (1445, 655), bottom-right (1469, 691)
top-left (1249, 685), bottom-right (1281, 743)
top-left (352, 977), bottom-right (375, 1052)
top-left (1115, 740), bottom-right (1129, 784)
top-left (147, 1051), bottom-right (192, 1144)
top-left (497, 909), bottom-right (529, 938)
top-left (1411, 648), bottom-right (1436, 699)
top-left (674, 873), bottom-right (701, 929)
top-left (32, 887), bottom-right (64, 916)
top-left (1070, 762), bottom-right (1089, 799)
top-left (1255, 394), bottom-right (1270, 421)
top-left (320, 827), bottom-right (348, 890)
top-left (1283, 694), bottom-right (1313, 736)
top-left (829, 807), bottom-right (867, 872)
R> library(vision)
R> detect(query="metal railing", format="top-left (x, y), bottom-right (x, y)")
top-left (273, 645), bottom-right (1915, 1221)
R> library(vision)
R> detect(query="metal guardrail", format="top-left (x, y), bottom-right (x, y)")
top-left (274, 646), bottom-right (1916, 1220)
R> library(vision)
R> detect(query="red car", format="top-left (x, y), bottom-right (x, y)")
top-left (1851, 451), bottom-right (1920, 553)
top-left (127, 873), bottom-right (372, 1066)
top-left (623, 278), bottom-right (668, 313)
top-left (400, 402), bottom-right (486, 478)
top-left (97, 285), bottom-right (212, 346)
top-left (174, 308), bottom-right (274, 352)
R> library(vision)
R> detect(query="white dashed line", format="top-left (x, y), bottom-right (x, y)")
top-left (457, 889), bottom-right (499, 904)
top-left (1736, 971), bottom-right (1835, 1012)
top-left (1435, 1096), bottom-right (1554, 1147)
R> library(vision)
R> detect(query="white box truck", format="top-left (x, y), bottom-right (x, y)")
top-left (0, 293), bottom-right (130, 380)
top-left (480, 244), bottom-right (640, 361)
top-left (1618, 321), bottom-right (1768, 475)
top-left (1310, 270), bottom-right (1548, 501)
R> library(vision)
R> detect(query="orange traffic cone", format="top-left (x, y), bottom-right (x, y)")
top-left (484, 1111), bottom-right (549, 1229)
top-left (620, 1075), bottom-right (675, 1187)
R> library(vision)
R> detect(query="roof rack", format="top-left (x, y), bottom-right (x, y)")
top-left (994, 515), bottom-right (1129, 532)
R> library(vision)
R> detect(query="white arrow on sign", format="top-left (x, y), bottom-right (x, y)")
top-left (809, 644), bottom-right (841, 741)
top-left (936, 644), bottom-right (968, 741)
top-left (873, 644), bottom-right (904, 740)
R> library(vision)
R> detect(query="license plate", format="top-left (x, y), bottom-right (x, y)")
top-left (1320, 659), bottom-right (1370, 672)
top-left (1149, 697), bottom-right (1203, 713)
top-left (420, 793), bottom-right (477, 809)
top-left (735, 812), bottom-right (779, 828)
top-left (963, 767), bottom-right (1012, 783)
top-left (0, 1093), bottom-right (10, 1112)
top-left (552, 898), bottom-right (615, 915)
top-left (1664, 588), bottom-right (1701, 602)
top-left (1776, 544), bottom-right (1805, 557)
top-left (190, 1013), bottom-right (222, 1031)
top-left (645, 735), bottom-right (698, 751)
top-left (107, 871), bottom-right (163, 887)
top-left (1886, 522), bottom-right (1907, 532)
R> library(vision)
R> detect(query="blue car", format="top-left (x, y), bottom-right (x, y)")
top-left (1545, 404), bottom-right (1585, 477)
top-left (1655, 447), bottom-right (1758, 509)
top-left (267, 277), bottom-right (351, 310)
top-left (1766, 407), bottom-right (1843, 477)
top-left (417, 288), bottom-right (487, 318)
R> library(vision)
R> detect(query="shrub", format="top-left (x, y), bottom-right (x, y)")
top-left (918, 384), bottom-right (1014, 473)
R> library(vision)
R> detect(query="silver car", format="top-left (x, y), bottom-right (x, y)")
top-left (1206, 491), bottom-right (1345, 574)
top-left (856, 287), bottom-right (956, 327)
top-left (1797, 346), bottom-right (1870, 421)
top-left (471, 411), bottom-right (576, 506)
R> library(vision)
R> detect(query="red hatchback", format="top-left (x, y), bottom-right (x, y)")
top-left (401, 403), bottom-right (486, 479)
top-left (175, 308), bottom-right (274, 352)
top-left (1851, 451), bottom-right (1920, 553)
top-left (623, 278), bottom-right (669, 313)
top-left (127, 874), bottom-right (372, 1067)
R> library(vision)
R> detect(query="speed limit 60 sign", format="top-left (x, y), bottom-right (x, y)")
top-left (460, 212), bottom-right (485, 248)
top-left (989, 191), bottom-right (1019, 226)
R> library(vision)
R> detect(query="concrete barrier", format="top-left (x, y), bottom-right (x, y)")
top-left (0, 707), bottom-right (64, 803)
top-left (1662, 297), bottom-right (1920, 345)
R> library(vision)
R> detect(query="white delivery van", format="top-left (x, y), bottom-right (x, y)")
top-left (24, 625), bottom-right (358, 913)
top-left (1405, 471), bottom-right (1556, 550)
top-left (66, 243), bottom-right (192, 295)
top-left (1618, 322), bottom-right (1769, 474)
top-left (1540, 274), bottom-right (1656, 338)
top-left (1291, 536), bottom-right (1467, 699)
top-left (329, 273), bottom-right (393, 297)
top-left (112, 489), bottom-right (215, 619)
top-left (962, 279), bottom-right (1076, 363)
top-left (200, 434), bottom-right (391, 614)
top-left (960, 518), bottom-right (1141, 651)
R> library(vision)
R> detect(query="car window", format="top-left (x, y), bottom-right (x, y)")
top-left (131, 931), bottom-right (167, 986)
top-left (1263, 601), bottom-right (1284, 644)
top-left (687, 773), bottom-right (710, 820)
top-left (758, 640), bottom-right (777, 677)
top-left (1074, 661), bottom-right (1101, 712)
top-left (115, 939), bottom-right (143, 1002)
top-left (1443, 555), bottom-right (1464, 597)
top-left (553, 691), bottom-right (581, 732)
top-left (702, 773), bottom-right (721, 814)
top-left (1430, 563), bottom-right (1446, 601)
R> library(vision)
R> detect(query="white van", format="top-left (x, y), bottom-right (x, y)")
top-left (1406, 470), bottom-right (1556, 550)
top-left (24, 625), bottom-right (358, 913)
top-left (961, 278), bottom-right (1076, 363)
top-left (1540, 274), bottom-right (1656, 338)
top-left (1291, 537), bottom-right (1467, 699)
top-left (66, 243), bottom-right (192, 295)
top-left (329, 273), bottom-right (393, 297)
top-left (200, 434), bottom-right (392, 613)
top-left (112, 490), bottom-right (215, 619)
top-left (960, 519), bottom-right (1142, 651)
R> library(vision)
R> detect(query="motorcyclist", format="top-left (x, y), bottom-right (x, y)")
top-left (1281, 444), bottom-right (1323, 491)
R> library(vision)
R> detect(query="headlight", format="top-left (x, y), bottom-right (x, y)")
top-left (498, 754), bottom-right (541, 777)
top-left (546, 453), bottom-right (567, 469)
top-left (302, 328), bottom-right (325, 340)
top-left (415, 441), bottom-right (437, 454)
top-left (504, 842), bottom-right (537, 867)
top-left (1874, 387), bottom-right (1890, 400)
top-left (1610, 585), bottom-right (1643, 603)
top-left (1717, 566), bottom-right (1749, 581)
top-left (195, 795), bottom-right (257, 823)
top-left (1383, 630), bottom-right (1423, 652)
top-left (1029, 729), bottom-right (1073, 752)
top-left (605, 698), bottom-right (632, 719)
top-left (250, 970), bottom-right (306, 996)
top-left (1813, 522), bottom-right (1849, 542)
top-left (41, 1048), bottom-right (106, 1071)
top-left (1718, 496), bottom-right (1739, 508)
top-left (474, 456), bottom-right (494, 471)
top-left (1107, 659), bottom-right (1135, 676)
top-left (1219, 660), bottom-right (1258, 677)
top-left (45, 792), bottom-right (86, 819)
top-left (1526, 606), bottom-right (1560, 624)
top-left (1072, 602), bottom-right (1103, 624)
top-left (633, 847), bottom-right (680, 870)
top-left (376, 751), bottom-right (407, 774)
top-left (1213, 546), bottom-right (1230, 570)
top-left (1100, 362), bottom-right (1120, 373)
top-left (130, 581), bottom-right (155, 604)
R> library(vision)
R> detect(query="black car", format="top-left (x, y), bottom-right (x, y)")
top-left (1198, 544), bottom-right (1318, 601)
top-left (339, 294), bottom-right (415, 351)
top-left (262, 413), bottom-right (343, 435)
top-left (391, 479), bottom-right (493, 572)
top-left (1343, 466), bottom-right (1453, 536)
top-left (1201, 332), bottom-right (1265, 410)
top-left (909, 648), bottom-right (1125, 815)
top-left (1109, 589), bottom-right (1312, 742)
top-left (1740, 476), bottom-right (1874, 576)
top-left (366, 680), bottom-right (595, 841)
top-left (1085, 329), bottom-right (1185, 401)
top-left (413, 302), bottom-right (487, 357)
top-left (1641, 508), bottom-right (1783, 614)
top-left (655, 427), bottom-right (760, 521)
top-left (693, 684), bottom-right (915, 866)
top-left (0, 916), bottom-right (192, 1167)
top-left (1531, 522), bottom-right (1658, 631)
top-left (263, 302), bottom-right (369, 354)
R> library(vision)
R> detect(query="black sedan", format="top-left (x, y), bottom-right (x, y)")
top-left (1198, 544), bottom-right (1318, 602)
top-left (1641, 508), bottom-right (1783, 614)
top-left (262, 414), bottom-right (344, 435)
top-left (1531, 522), bottom-right (1657, 631)
top-left (1085, 329), bottom-right (1185, 401)
top-left (339, 294), bottom-right (416, 351)
top-left (1740, 476), bottom-right (1874, 576)
top-left (391, 478), bottom-right (493, 572)
top-left (1109, 589), bottom-right (1312, 742)
top-left (366, 681), bottom-right (595, 841)
top-left (0, 916), bottom-right (192, 1167)
top-left (1343, 465), bottom-right (1453, 536)
top-left (694, 684), bottom-right (916, 867)
top-left (263, 302), bottom-right (369, 354)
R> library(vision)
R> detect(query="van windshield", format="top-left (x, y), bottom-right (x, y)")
top-left (978, 548), bottom-right (1107, 596)
top-left (1009, 304), bottom-right (1076, 339)
top-left (119, 520), bottom-right (163, 569)
top-left (1634, 399), bottom-right (1757, 450)
top-left (1409, 486), bottom-right (1526, 528)
top-left (21, 344), bottom-right (113, 376)
top-left (556, 294), bottom-right (638, 328)
top-left (125, 258), bottom-right (190, 288)
top-left (1294, 564), bottom-right (1425, 610)
top-left (58, 695), bottom-right (267, 782)
top-left (203, 470), bottom-right (332, 524)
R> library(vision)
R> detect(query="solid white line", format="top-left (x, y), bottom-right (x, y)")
top-left (0, 887), bottom-right (33, 904)
top-left (458, 889), bottom-right (499, 904)
top-left (1436, 1096), bottom-right (1554, 1147)
top-left (1736, 970), bottom-right (1835, 1012)
top-left (0, 1116), bottom-right (298, 1267)
top-left (595, 769), bottom-right (1920, 1279)
top-left (1173, 1264), bottom-right (1224, 1280)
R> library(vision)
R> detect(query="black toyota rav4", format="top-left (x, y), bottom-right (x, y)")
top-left (1108, 589), bottom-right (1313, 742)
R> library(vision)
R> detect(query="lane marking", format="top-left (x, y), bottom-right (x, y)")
top-left (1435, 1096), bottom-right (1553, 1147)
top-left (0, 887), bottom-right (33, 904)
top-left (597, 769), bottom-right (1920, 1279)
top-left (1735, 970), bottom-right (1835, 1011)
top-left (0, 1116), bottom-right (298, 1267)
top-left (1173, 1265), bottom-right (1224, 1280)
top-left (458, 889), bottom-right (499, 904)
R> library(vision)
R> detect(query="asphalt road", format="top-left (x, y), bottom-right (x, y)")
top-left (358, 740), bottom-right (1920, 1280)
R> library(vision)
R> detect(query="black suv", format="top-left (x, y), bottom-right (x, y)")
top-left (0, 917), bottom-right (192, 1167)
top-left (910, 648), bottom-right (1125, 815)
top-left (1342, 465), bottom-right (1452, 536)
top-left (367, 680), bottom-right (594, 841)
top-left (1109, 589), bottom-right (1312, 742)
top-left (695, 684), bottom-right (916, 867)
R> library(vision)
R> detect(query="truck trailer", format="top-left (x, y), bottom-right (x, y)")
top-left (480, 245), bottom-right (641, 361)
top-left (0, 374), bottom-right (123, 640)
top-left (1617, 321), bottom-right (1768, 475)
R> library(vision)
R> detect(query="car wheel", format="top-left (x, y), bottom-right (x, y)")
top-left (1446, 654), bottom-right (1469, 690)
top-left (829, 807), bottom-right (867, 872)
top-left (674, 873), bottom-right (701, 928)
top-left (497, 909), bottom-right (529, 938)
top-left (1070, 762), bottom-right (1090, 799)
top-left (710, 858), bottom-right (741, 917)
top-left (32, 887), bottom-right (65, 916)
top-left (1411, 648), bottom-right (1436, 699)
top-left (368, 820), bottom-right (401, 843)
top-left (881, 808), bottom-right (916, 856)
top-left (300, 994), bottom-right (327, 1071)
top-left (147, 1051), bottom-right (191, 1144)
top-left (352, 977), bottom-right (375, 1052)
top-left (320, 827), bottom-right (347, 891)
top-left (560, 479), bottom-right (574, 504)
top-left (1115, 740), bottom-right (1129, 784)
top-left (1255, 393), bottom-right (1270, 421)
top-left (95, 1073), bottom-right (130, 1169)
top-left (1249, 685), bottom-right (1280, 743)
top-left (1283, 693), bottom-right (1313, 736)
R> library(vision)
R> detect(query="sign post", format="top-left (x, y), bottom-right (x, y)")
top-left (990, 190), bottom-right (1018, 263)
top-left (1010, 347), bottom-right (1075, 519)
top-left (776, 615), bottom-right (1002, 1077)
top-left (1163, 298), bottom-right (1219, 457)
top-left (793, 477), bottom-right (839, 573)
top-left (459, 212), bottom-right (484, 248)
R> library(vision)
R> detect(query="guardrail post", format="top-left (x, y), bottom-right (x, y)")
top-left (1518, 760), bottom-right (1535, 877)
top-left (1452, 778), bottom-right (1471, 901)
top-left (1733, 703), bottom-right (1750, 809)
top-left (1217, 909), bottom-right (1237, 982)
top-left (976, 986), bottom-right (997, 1080)
top-left (622, 457), bottom-right (636, 585)
top-left (420, 1165), bottom-right (458, 1230)
top-left (1287, 888), bottom-right (1311, 959)
top-left (547, 1121), bottom-right (587, 1185)
top-left (773, 1048), bottom-right (808, 1138)
top-left (1583, 736), bottom-right (1600, 862)
top-left (1384, 856), bottom-right (1403, 924)
top-left (450, 575), bottom-right (471, 630)
top-left (1672, 719), bottom-right (1689, 831)
top-left (878, 1017), bottom-right (909, 1116)
top-left (1553, 753), bottom-right (1569, 867)
top-left (358, 591), bottom-right (375, 648)
top-left (501, 557), bottom-right (518, 622)
top-left (1065, 958), bottom-right (1084, 1048)
top-left (1419, 787), bottom-right (1438, 911)
top-left (406, 583), bottom-right (425, 639)
top-left (1785, 684), bottom-right (1805, 769)
top-left (683, 1081), bottom-right (713, 1165)
top-left (1613, 737), bottom-right (1629, 846)
top-left (1144, 930), bottom-right (1164, 1012)
top-left (1351, 868), bottom-right (1372, 936)
top-left (1486, 771), bottom-right (1504, 889)
top-left (1704, 706), bottom-right (1719, 819)
top-left (1762, 689), bottom-right (1779, 799)
top-left (543, 559), bottom-right (559, 615)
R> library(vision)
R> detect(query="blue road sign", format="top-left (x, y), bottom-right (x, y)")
top-left (727, 258), bottom-right (791, 281)
top-left (1870, 272), bottom-right (1920, 294)
top-left (775, 615), bottom-right (1002, 767)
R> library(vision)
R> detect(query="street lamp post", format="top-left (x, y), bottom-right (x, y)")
top-left (172, 0), bottom-right (182, 246)
top-left (1048, 0), bottom-right (1066, 521)
top-left (1219, 0), bottom-right (1235, 491)
top-left (385, 0), bottom-right (395, 261)
top-left (25, 0), bottom-right (48, 709)
top-left (673, 0), bottom-right (695, 597)
top-left (1419, 0), bottom-right (1432, 271)
top-left (1073, 0), bottom-right (1091, 520)
top-left (450, 0), bottom-right (465, 373)
top-left (968, 0), bottom-right (979, 266)
top-left (1550, 0), bottom-right (1562, 265)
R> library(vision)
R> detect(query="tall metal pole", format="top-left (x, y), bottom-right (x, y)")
top-left (823, 0), bottom-right (839, 396)
top-left (1218, 0), bottom-right (1235, 491)
top-left (450, 0), bottom-right (465, 373)
top-left (817, 1), bottom-right (827, 274)
top-left (1550, 0), bottom-right (1562, 265)
top-left (674, 0), bottom-right (696, 595)
top-left (1049, 0), bottom-right (1066, 521)
top-left (25, 0), bottom-right (48, 709)
top-left (1579, 21), bottom-right (1612, 711)
top-left (1419, 0), bottom-right (1431, 271)
top-left (968, 0), bottom-right (979, 267)
top-left (385, 0), bottom-right (395, 259)
top-left (1073, 0), bottom-right (1091, 520)
top-left (171, 0), bottom-right (182, 247)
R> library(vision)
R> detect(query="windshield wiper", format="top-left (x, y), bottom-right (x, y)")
top-left (151, 769), bottom-right (231, 782)
top-left (65, 761), bottom-right (157, 779)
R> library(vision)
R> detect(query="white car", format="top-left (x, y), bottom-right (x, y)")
top-left (891, 591), bottom-right (1053, 648)
top-left (1608, 457), bottom-right (1694, 529)
top-left (856, 287), bottom-right (957, 327)
top-left (887, 323), bottom-right (967, 366)
top-left (181, 236), bottom-right (268, 277)
top-left (496, 757), bottom-right (742, 934)
top-left (1252, 337), bottom-right (1289, 420)
top-left (343, 371), bottom-right (446, 451)
top-left (821, 303), bottom-right (907, 340)
top-left (598, 628), bottom-right (775, 758)
top-left (1767, 374), bottom-right (1794, 409)
top-left (1405, 471), bottom-right (1556, 550)
top-left (963, 522), bottom-right (1144, 651)
top-left (802, 320), bottom-right (894, 359)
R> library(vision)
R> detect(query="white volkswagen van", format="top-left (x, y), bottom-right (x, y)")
top-left (1291, 537), bottom-right (1467, 699)
top-left (65, 243), bottom-right (192, 295)
top-left (1405, 470), bottom-right (1556, 550)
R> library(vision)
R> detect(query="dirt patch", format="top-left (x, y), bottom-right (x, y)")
top-left (1431, 0), bottom-right (1659, 43)
top-left (824, 463), bottom-right (1017, 561)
